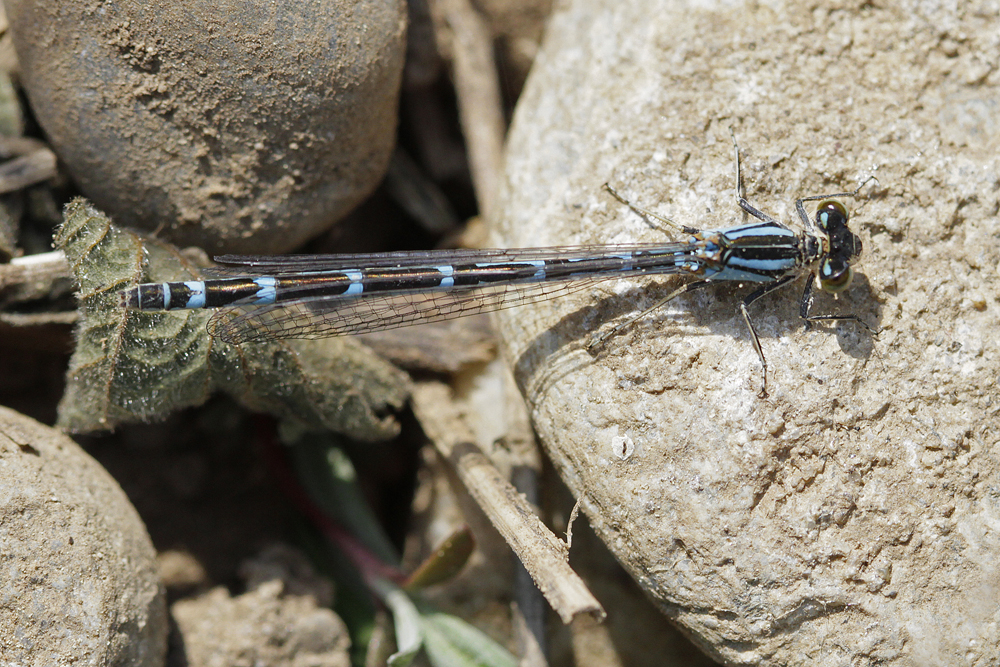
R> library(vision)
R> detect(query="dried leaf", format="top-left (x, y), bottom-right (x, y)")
top-left (404, 526), bottom-right (475, 590)
top-left (54, 199), bottom-right (410, 440)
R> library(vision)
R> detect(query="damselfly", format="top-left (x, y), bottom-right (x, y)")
top-left (122, 141), bottom-right (878, 396)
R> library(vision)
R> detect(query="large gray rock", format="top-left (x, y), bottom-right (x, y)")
top-left (495, 0), bottom-right (1000, 664)
top-left (0, 406), bottom-right (166, 666)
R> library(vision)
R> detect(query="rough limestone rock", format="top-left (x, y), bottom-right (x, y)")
top-left (494, 0), bottom-right (1000, 664)
top-left (172, 579), bottom-right (349, 667)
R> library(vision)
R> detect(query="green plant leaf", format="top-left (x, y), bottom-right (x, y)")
top-left (420, 610), bottom-right (517, 667)
top-left (372, 577), bottom-right (518, 667)
top-left (289, 433), bottom-right (401, 565)
top-left (373, 579), bottom-right (424, 667)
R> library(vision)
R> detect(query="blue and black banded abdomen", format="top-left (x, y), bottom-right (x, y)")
top-left (123, 278), bottom-right (279, 310)
top-left (120, 252), bottom-right (651, 314)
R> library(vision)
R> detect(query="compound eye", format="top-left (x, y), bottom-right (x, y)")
top-left (819, 257), bottom-right (853, 293)
top-left (815, 199), bottom-right (849, 232)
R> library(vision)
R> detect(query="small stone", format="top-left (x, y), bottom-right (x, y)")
top-left (0, 406), bottom-right (167, 666)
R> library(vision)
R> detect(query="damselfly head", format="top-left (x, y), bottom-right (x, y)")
top-left (818, 255), bottom-right (854, 293)
top-left (815, 199), bottom-right (848, 233)
top-left (815, 199), bottom-right (862, 293)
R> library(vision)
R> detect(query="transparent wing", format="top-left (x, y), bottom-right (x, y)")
top-left (205, 244), bottom-right (692, 277)
top-left (206, 276), bottom-right (625, 344)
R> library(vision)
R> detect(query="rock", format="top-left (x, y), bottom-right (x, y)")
top-left (172, 576), bottom-right (350, 667)
top-left (6, 0), bottom-right (406, 253)
top-left (494, 0), bottom-right (1000, 664)
top-left (0, 405), bottom-right (166, 666)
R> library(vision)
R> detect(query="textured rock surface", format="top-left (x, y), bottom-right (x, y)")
top-left (6, 0), bottom-right (406, 253)
top-left (172, 580), bottom-right (349, 667)
top-left (0, 405), bottom-right (166, 666)
top-left (494, 0), bottom-right (1000, 664)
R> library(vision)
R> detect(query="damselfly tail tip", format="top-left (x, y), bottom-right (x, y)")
top-left (120, 286), bottom-right (140, 309)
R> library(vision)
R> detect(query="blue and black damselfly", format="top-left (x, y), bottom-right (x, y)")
top-left (122, 141), bottom-right (878, 396)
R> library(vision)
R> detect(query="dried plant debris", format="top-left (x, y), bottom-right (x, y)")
top-left (0, 71), bottom-right (24, 137)
top-left (0, 195), bottom-right (21, 260)
top-left (53, 199), bottom-right (410, 440)
top-left (358, 316), bottom-right (496, 373)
